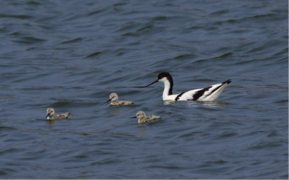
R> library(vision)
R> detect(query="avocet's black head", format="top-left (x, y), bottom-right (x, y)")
top-left (157, 72), bottom-right (173, 95)
top-left (158, 72), bottom-right (172, 81)
top-left (143, 72), bottom-right (174, 95)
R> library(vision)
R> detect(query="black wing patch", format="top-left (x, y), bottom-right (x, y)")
top-left (175, 92), bottom-right (186, 101)
top-left (193, 86), bottom-right (211, 100)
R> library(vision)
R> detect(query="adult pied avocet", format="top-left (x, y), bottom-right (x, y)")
top-left (143, 72), bottom-right (231, 101)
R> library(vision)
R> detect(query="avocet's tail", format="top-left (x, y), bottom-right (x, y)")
top-left (176, 79), bottom-right (231, 101)
top-left (200, 79), bottom-right (231, 101)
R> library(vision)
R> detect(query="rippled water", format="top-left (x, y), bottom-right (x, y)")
top-left (0, 0), bottom-right (288, 178)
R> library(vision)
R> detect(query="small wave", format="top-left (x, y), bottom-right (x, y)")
top-left (85, 51), bottom-right (103, 58)
top-left (60, 38), bottom-right (82, 44)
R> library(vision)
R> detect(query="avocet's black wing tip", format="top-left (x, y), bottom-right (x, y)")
top-left (223, 79), bottom-right (232, 84)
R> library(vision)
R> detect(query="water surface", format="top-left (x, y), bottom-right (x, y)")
top-left (0, 0), bottom-right (287, 178)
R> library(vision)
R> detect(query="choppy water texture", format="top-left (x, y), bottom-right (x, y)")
top-left (0, 0), bottom-right (288, 178)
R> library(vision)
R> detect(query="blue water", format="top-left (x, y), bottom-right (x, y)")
top-left (0, 0), bottom-right (288, 178)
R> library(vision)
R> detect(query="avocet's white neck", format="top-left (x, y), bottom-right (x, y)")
top-left (160, 78), bottom-right (172, 100)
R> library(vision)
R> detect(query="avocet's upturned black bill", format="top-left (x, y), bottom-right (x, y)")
top-left (144, 72), bottom-right (231, 101)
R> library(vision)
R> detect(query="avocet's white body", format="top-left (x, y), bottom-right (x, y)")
top-left (145, 72), bottom-right (231, 101)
